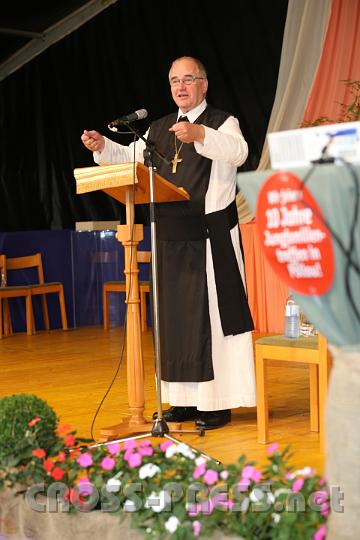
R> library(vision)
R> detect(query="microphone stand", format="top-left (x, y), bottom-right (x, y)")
top-left (99, 122), bottom-right (220, 463)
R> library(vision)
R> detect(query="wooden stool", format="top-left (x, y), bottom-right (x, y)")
top-left (255, 333), bottom-right (330, 452)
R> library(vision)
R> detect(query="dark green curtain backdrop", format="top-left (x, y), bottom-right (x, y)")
top-left (0, 0), bottom-right (288, 231)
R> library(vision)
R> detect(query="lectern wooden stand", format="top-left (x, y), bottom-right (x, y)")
top-left (74, 162), bottom-right (189, 440)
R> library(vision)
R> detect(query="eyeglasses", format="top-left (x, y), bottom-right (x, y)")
top-left (169, 75), bottom-right (206, 87)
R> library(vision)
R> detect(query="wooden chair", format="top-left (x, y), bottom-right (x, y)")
top-left (103, 251), bottom-right (151, 332)
top-left (0, 254), bottom-right (33, 338)
top-left (255, 333), bottom-right (330, 452)
top-left (6, 253), bottom-right (68, 333)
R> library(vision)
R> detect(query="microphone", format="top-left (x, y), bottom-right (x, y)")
top-left (108, 109), bottom-right (148, 129)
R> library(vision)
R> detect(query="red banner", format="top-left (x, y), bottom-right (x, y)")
top-left (256, 171), bottom-right (335, 295)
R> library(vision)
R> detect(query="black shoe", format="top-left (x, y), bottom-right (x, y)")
top-left (195, 409), bottom-right (231, 430)
top-left (152, 406), bottom-right (199, 422)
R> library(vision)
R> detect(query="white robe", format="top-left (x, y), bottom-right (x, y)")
top-left (94, 101), bottom-right (256, 410)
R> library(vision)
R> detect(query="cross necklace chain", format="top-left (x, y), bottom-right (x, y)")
top-left (172, 137), bottom-right (184, 174)
top-left (171, 115), bottom-right (189, 173)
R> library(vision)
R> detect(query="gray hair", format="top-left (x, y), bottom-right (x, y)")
top-left (169, 56), bottom-right (207, 78)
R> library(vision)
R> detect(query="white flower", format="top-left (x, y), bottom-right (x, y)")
top-left (220, 470), bottom-right (229, 480)
top-left (124, 499), bottom-right (137, 512)
top-left (165, 445), bottom-right (178, 458)
top-left (165, 516), bottom-right (180, 533)
top-left (185, 451), bottom-right (196, 460)
top-left (165, 443), bottom-right (195, 460)
top-left (139, 463), bottom-right (161, 479)
top-left (146, 528), bottom-right (152, 534)
top-left (178, 443), bottom-right (195, 459)
top-left (272, 512), bottom-right (281, 524)
top-left (267, 492), bottom-right (276, 504)
top-left (250, 488), bottom-right (265, 502)
top-left (195, 456), bottom-right (207, 466)
top-left (106, 477), bottom-right (121, 493)
top-left (288, 466), bottom-right (313, 479)
top-left (144, 490), bottom-right (171, 513)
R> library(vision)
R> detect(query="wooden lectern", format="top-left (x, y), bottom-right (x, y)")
top-left (74, 162), bottom-right (189, 440)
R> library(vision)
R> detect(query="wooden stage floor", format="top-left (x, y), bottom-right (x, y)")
top-left (0, 326), bottom-right (324, 472)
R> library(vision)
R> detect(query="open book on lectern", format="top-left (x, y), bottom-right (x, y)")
top-left (73, 162), bottom-right (189, 204)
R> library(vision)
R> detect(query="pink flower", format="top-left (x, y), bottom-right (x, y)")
top-left (313, 525), bottom-right (327, 540)
top-left (198, 500), bottom-right (213, 515)
top-left (138, 446), bottom-right (154, 457)
top-left (77, 476), bottom-right (91, 487)
top-left (203, 469), bottom-right (219, 486)
top-left (313, 490), bottom-right (329, 505)
top-left (251, 469), bottom-right (262, 482)
top-left (76, 452), bottom-right (93, 468)
top-left (241, 465), bottom-right (262, 482)
top-left (292, 478), bottom-right (305, 493)
top-left (209, 492), bottom-right (229, 511)
top-left (227, 499), bottom-right (234, 510)
top-left (77, 476), bottom-right (94, 496)
top-left (124, 449), bottom-right (133, 461)
top-left (160, 440), bottom-right (173, 452)
top-left (124, 440), bottom-right (137, 450)
top-left (237, 478), bottom-right (251, 491)
top-left (107, 442), bottom-right (121, 455)
top-left (139, 439), bottom-right (152, 447)
top-left (127, 452), bottom-right (142, 468)
top-left (312, 490), bottom-right (329, 515)
top-left (193, 463), bottom-right (206, 479)
top-left (241, 465), bottom-right (254, 479)
top-left (187, 503), bottom-right (199, 517)
top-left (321, 503), bottom-right (330, 516)
top-left (28, 417), bottom-right (41, 427)
top-left (101, 456), bottom-right (115, 470)
top-left (192, 520), bottom-right (201, 537)
top-left (266, 442), bottom-right (279, 455)
top-left (199, 497), bottom-right (216, 515)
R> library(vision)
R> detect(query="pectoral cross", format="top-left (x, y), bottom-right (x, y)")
top-left (171, 153), bottom-right (182, 173)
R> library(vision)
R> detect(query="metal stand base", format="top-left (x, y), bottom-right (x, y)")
top-left (92, 419), bottom-right (220, 464)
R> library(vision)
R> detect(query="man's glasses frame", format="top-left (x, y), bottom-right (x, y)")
top-left (169, 75), bottom-right (207, 87)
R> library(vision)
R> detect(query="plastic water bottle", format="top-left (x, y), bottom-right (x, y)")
top-left (285, 296), bottom-right (300, 338)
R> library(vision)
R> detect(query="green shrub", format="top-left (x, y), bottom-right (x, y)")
top-left (0, 393), bottom-right (58, 466)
